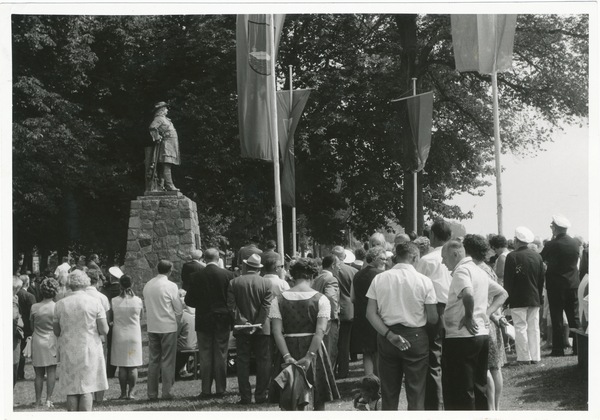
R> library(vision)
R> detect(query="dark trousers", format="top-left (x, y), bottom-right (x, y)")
top-left (378, 324), bottom-right (429, 410)
top-left (336, 320), bottom-right (352, 378)
top-left (425, 315), bottom-right (445, 410)
top-left (442, 335), bottom-right (489, 410)
top-left (547, 287), bottom-right (578, 355)
top-left (323, 319), bottom-right (339, 368)
top-left (17, 336), bottom-right (29, 379)
top-left (235, 334), bottom-right (271, 403)
top-left (106, 327), bottom-right (117, 378)
top-left (197, 328), bottom-right (230, 395)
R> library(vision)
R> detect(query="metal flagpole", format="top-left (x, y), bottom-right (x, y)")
top-left (412, 77), bottom-right (418, 234)
top-left (269, 14), bottom-right (285, 261)
top-left (289, 65), bottom-right (297, 258)
top-left (492, 70), bottom-right (503, 235)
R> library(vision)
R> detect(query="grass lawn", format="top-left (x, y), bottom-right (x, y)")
top-left (12, 332), bottom-right (588, 412)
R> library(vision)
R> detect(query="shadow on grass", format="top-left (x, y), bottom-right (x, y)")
top-left (510, 362), bottom-right (588, 410)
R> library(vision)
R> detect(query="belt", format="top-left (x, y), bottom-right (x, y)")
top-left (283, 333), bottom-right (314, 338)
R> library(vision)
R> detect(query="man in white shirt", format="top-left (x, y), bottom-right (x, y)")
top-left (54, 256), bottom-right (71, 278)
top-left (262, 255), bottom-right (290, 299)
top-left (366, 243), bottom-right (438, 410)
top-left (441, 240), bottom-right (507, 410)
top-left (143, 260), bottom-right (183, 400)
top-left (415, 218), bottom-right (452, 410)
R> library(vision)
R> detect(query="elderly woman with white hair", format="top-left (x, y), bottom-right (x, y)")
top-left (53, 269), bottom-right (109, 411)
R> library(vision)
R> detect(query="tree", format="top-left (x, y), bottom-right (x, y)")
top-left (12, 14), bottom-right (588, 263)
top-left (277, 14), bottom-right (588, 241)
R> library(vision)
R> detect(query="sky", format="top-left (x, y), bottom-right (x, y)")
top-left (448, 123), bottom-right (592, 242)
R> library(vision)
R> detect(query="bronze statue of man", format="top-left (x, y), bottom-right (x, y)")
top-left (148, 101), bottom-right (180, 191)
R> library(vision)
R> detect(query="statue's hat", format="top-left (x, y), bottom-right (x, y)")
top-left (153, 101), bottom-right (168, 110)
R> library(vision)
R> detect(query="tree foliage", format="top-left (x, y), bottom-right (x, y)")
top-left (12, 14), bottom-right (588, 262)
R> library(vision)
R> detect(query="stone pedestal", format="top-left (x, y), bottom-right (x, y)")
top-left (123, 192), bottom-right (200, 295)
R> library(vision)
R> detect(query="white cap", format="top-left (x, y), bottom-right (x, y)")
top-left (515, 226), bottom-right (535, 244)
top-left (552, 214), bottom-right (571, 228)
top-left (109, 266), bottom-right (124, 279)
top-left (343, 249), bottom-right (356, 264)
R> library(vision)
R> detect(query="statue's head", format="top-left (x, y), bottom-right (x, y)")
top-left (153, 101), bottom-right (168, 114)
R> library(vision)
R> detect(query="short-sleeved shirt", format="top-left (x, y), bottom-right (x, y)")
top-left (415, 247), bottom-right (451, 304)
top-left (263, 274), bottom-right (291, 300)
top-left (445, 257), bottom-right (505, 338)
top-left (366, 263), bottom-right (437, 328)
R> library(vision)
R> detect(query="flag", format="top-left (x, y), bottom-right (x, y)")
top-left (406, 92), bottom-right (434, 172)
top-left (276, 89), bottom-right (311, 207)
top-left (451, 14), bottom-right (517, 74)
top-left (237, 14), bottom-right (286, 161)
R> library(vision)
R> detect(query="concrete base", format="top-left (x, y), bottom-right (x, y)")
top-left (123, 192), bottom-right (200, 294)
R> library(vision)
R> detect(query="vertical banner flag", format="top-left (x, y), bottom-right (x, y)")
top-left (276, 89), bottom-right (311, 207)
top-left (451, 14), bottom-right (517, 74)
top-left (406, 91), bottom-right (434, 172)
top-left (237, 14), bottom-right (286, 161)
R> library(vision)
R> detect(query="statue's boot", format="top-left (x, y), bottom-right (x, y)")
top-left (163, 164), bottom-right (179, 191)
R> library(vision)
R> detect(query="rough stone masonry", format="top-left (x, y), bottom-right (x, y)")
top-left (124, 192), bottom-right (200, 295)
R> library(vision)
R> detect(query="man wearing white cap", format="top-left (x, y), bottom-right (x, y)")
top-left (540, 214), bottom-right (581, 357)
top-left (503, 227), bottom-right (545, 364)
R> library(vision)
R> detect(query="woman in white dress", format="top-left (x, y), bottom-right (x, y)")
top-left (110, 275), bottom-right (143, 399)
top-left (53, 270), bottom-right (109, 411)
top-left (30, 278), bottom-right (60, 407)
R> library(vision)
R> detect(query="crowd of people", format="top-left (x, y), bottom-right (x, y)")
top-left (12, 213), bottom-right (589, 411)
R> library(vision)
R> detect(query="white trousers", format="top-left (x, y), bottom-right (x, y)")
top-left (511, 307), bottom-right (540, 362)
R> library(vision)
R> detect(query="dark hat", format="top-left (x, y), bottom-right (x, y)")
top-left (153, 101), bottom-right (168, 110)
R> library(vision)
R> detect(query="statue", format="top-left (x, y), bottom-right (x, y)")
top-left (147, 101), bottom-right (180, 192)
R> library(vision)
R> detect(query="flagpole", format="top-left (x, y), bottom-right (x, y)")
top-left (289, 65), bottom-right (297, 258)
top-left (269, 14), bottom-right (285, 262)
top-left (412, 77), bottom-right (418, 234)
top-left (492, 70), bottom-right (503, 235)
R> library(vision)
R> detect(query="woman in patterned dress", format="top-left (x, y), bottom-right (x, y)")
top-left (30, 278), bottom-right (60, 407)
top-left (269, 258), bottom-right (340, 411)
top-left (53, 270), bottom-right (109, 411)
top-left (463, 234), bottom-right (507, 411)
top-left (110, 275), bottom-right (143, 399)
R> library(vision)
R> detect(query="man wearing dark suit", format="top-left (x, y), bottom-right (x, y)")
top-left (258, 240), bottom-right (279, 275)
top-left (185, 248), bottom-right (235, 398)
top-left (312, 255), bottom-right (340, 368)
top-left (540, 214), bottom-right (580, 356)
top-left (332, 246), bottom-right (358, 378)
top-left (101, 266), bottom-right (124, 378)
top-left (181, 249), bottom-right (205, 291)
top-left (236, 236), bottom-right (262, 275)
top-left (227, 254), bottom-right (273, 404)
top-left (503, 226), bottom-right (545, 364)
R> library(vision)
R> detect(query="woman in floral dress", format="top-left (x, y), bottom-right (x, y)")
top-left (53, 270), bottom-right (109, 411)
top-left (269, 258), bottom-right (340, 410)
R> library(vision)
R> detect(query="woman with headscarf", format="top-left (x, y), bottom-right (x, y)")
top-left (30, 278), bottom-right (60, 407)
top-left (269, 258), bottom-right (340, 410)
top-left (462, 234), bottom-right (508, 411)
top-left (110, 275), bottom-right (144, 399)
top-left (53, 270), bottom-right (108, 411)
